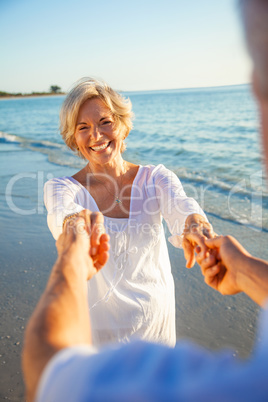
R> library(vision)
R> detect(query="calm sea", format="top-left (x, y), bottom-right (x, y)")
top-left (1, 84), bottom-right (267, 231)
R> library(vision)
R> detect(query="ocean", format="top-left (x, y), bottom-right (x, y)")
top-left (0, 84), bottom-right (266, 232)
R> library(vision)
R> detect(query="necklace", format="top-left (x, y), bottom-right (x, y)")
top-left (87, 165), bottom-right (125, 205)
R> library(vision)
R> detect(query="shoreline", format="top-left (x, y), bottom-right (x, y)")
top-left (0, 93), bottom-right (66, 100)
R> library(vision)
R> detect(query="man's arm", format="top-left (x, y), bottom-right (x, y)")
top-left (198, 235), bottom-right (268, 307)
top-left (22, 212), bottom-right (109, 402)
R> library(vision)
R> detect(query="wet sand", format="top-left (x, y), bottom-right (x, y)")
top-left (0, 143), bottom-right (266, 400)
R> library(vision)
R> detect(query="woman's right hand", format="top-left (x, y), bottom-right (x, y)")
top-left (56, 210), bottom-right (110, 278)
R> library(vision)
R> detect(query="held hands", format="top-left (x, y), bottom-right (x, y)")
top-left (182, 214), bottom-right (251, 296)
top-left (56, 210), bottom-right (109, 280)
top-left (182, 214), bottom-right (216, 268)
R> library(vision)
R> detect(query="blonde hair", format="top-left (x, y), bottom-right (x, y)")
top-left (60, 77), bottom-right (134, 157)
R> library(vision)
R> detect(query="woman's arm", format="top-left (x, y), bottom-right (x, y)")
top-left (44, 178), bottom-right (85, 240)
top-left (153, 165), bottom-right (215, 267)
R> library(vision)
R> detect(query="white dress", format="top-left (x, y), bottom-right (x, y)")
top-left (44, 164), bottom-right (207, 348)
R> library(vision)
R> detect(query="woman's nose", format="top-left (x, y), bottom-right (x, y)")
top-left (91, 125), bottom-right (101, 140)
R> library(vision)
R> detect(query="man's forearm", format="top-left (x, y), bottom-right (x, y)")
top-left (23, 256), bottom-right (91, 401)
top-left (238, 255), bottom-right (268, 307)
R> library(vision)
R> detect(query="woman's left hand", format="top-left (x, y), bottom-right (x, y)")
top-left (182, 213), bottom-right (216, 268)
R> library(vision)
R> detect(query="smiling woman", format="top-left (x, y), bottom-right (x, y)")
top-left (60, 78), bottom-right (133, 158)
top-left (44, 77), bottom-right (214, 348)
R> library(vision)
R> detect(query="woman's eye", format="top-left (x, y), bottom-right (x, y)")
top-left (102, 120), bottom-right (112, 125)
top-left (79, 126), bottom-right (88, 131)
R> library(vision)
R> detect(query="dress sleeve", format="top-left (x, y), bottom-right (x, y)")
top-left (153, 165), bottom-right (208, 248)
top-left (44, 178), bottom-right (85, 240)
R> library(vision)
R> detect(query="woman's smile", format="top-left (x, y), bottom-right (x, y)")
top-left (90, 141), bottom-right (111, 152)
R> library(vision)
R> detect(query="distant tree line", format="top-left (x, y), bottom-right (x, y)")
top-left (0, 85), bottom-right (64, 97)
top-left (50, 85), bottom-right (61, 93)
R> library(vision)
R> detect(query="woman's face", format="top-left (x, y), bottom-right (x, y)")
top-left (74, 98), bottom-right (124, 166)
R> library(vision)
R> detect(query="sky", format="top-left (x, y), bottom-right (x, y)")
top-left (0, 0), bottom-right (251, 93)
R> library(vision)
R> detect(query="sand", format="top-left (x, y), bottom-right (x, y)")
top-left (0, 142), bottom-right (267, 400)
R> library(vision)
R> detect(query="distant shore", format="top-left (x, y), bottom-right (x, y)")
top-left (0, 92), bottom-right (66, 99)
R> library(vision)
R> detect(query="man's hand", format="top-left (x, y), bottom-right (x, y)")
top-left (196, 235), bottom-right (251, 296)
top-left (182, 214), bottom-right (216, 268)
top-left (56, 210), bottom-right (109, 280)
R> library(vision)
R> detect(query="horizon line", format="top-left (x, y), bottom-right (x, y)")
top-left (1, 82), bottom-right (251, 98)
top-left (121, 82), bottom-right (250, 94)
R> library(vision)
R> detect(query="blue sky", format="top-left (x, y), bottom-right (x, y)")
top-left (0, 0), bottom-right (251, 93)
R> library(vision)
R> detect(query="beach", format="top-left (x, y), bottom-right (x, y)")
top-left (0, 85), bottom-right (267, 400)
top-left (0, 141), bottom-right (266, 401)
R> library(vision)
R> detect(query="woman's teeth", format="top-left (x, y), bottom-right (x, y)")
top-left (90, 142), bottom-right (110, 151)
